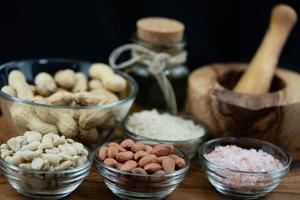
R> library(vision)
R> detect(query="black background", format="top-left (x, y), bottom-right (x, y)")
top-left (0, 0), bottom-right (299, 71)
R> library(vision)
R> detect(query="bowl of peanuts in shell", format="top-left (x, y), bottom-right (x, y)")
top-left (95, 139), bottom-right (190, 200)
top-left (0, 58), bottom-right (138, 148)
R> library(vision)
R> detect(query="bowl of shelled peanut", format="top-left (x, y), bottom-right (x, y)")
top-left (0, 58), bottom-right (138, 147)
top-left (0, 131), bottom-right (94, 199)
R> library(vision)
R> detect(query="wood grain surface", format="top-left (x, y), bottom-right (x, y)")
top-left (187, 63), bottom-right (300, 151)
top-left (0, 116), bottom-right (299, 200)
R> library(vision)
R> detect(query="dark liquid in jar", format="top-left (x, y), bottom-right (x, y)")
top-left (128, 63), bottom-right (188, 110)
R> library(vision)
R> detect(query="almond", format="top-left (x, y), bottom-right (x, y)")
top-left (153, 170), bottom-right (165, 175)
top-left (150, 169), bottom-right (165, 182)
top-left (120, 139), bottom-right (135, 149)
top-left (138, 154), bottom-right (157, 167)
top-left (169, 154), bottom-right (180, 160)
top-left (175, 157), bottom-right (186, 169)
top-left (118, 146), bottom-right (127, 152)
top-left (107, 146), bottom-right (119, 158)
top-left (116, 151), bottom-right (133, 163)
top-left (134, 150), bottom-right (148, 160)
top-left (108, 142), bottom-right (119, 147)
top-left (131, 167), bottom-right (147, 174)
top-left (131, 142), bottom-right (146, 153)
top-left (145, 145), bottom-right (152, 153)
top-left (117, 162), bottom-right (123, 170)
top-left (98, 146), bottom-right (108, 160)
top-left (151, 144), bottom-right (173, 156)
top-left (108, 142), bottom-right (126, 152)
top-left (144, 163), bottom-right (162, 173)
top-left (104, 158), bottom-right (118, 168)
top-left (120, 160), bottom-right (137, 172)
top-left (162, 158), bottom-right (175, 173)
top-left (156, 156), bottom-right (169, 163)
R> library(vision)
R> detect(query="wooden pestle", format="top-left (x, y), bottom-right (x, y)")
top-left (233, 4), bottom-right (297, 94)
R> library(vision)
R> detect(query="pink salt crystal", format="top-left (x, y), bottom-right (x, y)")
top-left (204, 145), bottom-right (283, 172)
top-left (204, 145), bottom-right (283, 188)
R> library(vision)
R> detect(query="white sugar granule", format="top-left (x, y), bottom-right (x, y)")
top-left (204, 145), bottom-right (284, 188)
top-left (126, 109), bottom-right (204, 141)
top-left (205, 145), bottom-right (283, 172)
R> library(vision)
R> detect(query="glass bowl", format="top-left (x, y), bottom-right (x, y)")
top-left (199, 137), bottom-right (291, 199)
top-left (0, 147), bottom-right (94, 199)
top-left (0, 58), bottom-right (138, 148)
top-left (123, 114), bottom-right (208, 159)
top-left (95, 140), bottom-right (190, 200)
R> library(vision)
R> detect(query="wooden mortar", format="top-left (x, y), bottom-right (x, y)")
top-left (234, 5), bottom-right (297, 94)
top-left (187, 5), bottom-right (299, 151)
top-left (187, 63), bottom-right (300, 151)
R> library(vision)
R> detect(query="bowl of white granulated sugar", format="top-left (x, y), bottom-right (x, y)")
top-left (199, 137), bottom-right (291, 199)
top-left (123, 109), bottom-right (208, 159)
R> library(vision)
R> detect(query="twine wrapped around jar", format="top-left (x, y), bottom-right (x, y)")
top-left (109, 44), bottom-right (187, 114)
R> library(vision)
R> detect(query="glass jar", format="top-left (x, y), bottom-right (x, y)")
top-left (127, 35), bottom-right (189, 110)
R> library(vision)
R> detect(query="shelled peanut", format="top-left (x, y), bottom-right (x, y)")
top-left (0, 131), bottom-right (89, 171)
top-left (98, 139), bottom-right (186, 175)
top-left (0, 63), bottom-right (127, 144)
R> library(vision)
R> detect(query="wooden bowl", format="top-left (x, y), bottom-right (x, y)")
top-left (187, 63), bottom-right (300, 151)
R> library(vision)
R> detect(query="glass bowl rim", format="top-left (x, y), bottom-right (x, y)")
top-left (95, 140), bottom-right (191, 177)
top-left (0, 146), bottom-right (94, 174)
top-left (0, 58), bottom-right (139, 110)
top-left (199, 137), bottom-right (292, 175)
top-left (123, 112), bottom-right (209, 144)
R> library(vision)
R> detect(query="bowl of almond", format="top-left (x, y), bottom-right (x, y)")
top-left (95, 139), bottom-right (190, 200)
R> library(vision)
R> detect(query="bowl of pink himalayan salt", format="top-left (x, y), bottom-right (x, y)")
top-left (198, 137), bottom-right (291, 199)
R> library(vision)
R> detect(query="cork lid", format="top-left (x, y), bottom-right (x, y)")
top-left (137, 17), bottom-right (185, 44)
